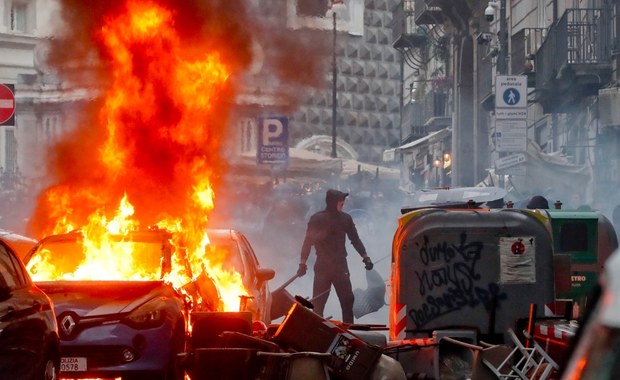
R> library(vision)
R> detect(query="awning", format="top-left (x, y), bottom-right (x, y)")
top-left (383, 128), bottom-right (452, 162)
top-left (228, 147), bottom-right (400, 184)
top-left (479, 140), bottom-right (591, 201)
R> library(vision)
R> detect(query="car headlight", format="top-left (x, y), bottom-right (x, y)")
top-left (124, 297), bottom-right (169, 329)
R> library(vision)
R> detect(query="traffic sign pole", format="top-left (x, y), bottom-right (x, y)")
top-left (494, 75), bottom-right (528, 177)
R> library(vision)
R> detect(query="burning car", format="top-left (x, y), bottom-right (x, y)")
top-left (0, 230), bottom-right (59, 380)
top-left (22, 226), bottom-right (274, 379)
top-left (17, 1), bottom-right (278, 377)
top-left (204, 228), bottom-right (275, 323)
top-left (24, 229), bottom-right (188, 380)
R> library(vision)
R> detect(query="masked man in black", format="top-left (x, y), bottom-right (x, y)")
top-left (296, 189), bottom-right (373, 323)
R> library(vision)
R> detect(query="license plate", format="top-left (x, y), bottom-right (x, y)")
top-left (60, 357), bottom-right (87, 372)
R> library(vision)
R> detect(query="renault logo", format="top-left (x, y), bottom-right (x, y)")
top-left (61, 315), bottom-right (76, 335)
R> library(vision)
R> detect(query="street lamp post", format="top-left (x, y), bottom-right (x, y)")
top-left (331, 9), bottom-right (338, 158)
top-left (433, 157), bottom-right (442, 187)
top-left (329, 1), bottom-right (346, 158)
top-left (432, 152), bottom-right (451, 187)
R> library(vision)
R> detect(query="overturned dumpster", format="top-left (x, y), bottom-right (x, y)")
top-left (387, 207), bottom-right (565, 377)
top-left (390, 208), bottom-right (558, 341)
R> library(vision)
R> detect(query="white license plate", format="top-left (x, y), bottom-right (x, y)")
top-left (60, 357), bottom-right (87, 372)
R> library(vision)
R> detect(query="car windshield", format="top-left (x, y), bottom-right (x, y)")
top-left (27, 237), bottom-right (167, 281)
top-left (206, 235), bottom-right (243, 276)
top-left (27, 231), bottom-right (244, 282)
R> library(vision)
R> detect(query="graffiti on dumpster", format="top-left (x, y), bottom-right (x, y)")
top-left (408, 232), bottom-right (507, 329)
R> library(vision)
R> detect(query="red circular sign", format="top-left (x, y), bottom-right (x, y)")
top-left (511, 241), bottom-right (525, 255)
top-left (0, 84), bottom-right (16, 124)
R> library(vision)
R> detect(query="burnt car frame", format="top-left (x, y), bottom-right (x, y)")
top-left (24, 229), bottom-right (187, 380)
top-left (23, 227), bottom-right (274, 379)
top-left (205, 228), bottom-right (275, 323)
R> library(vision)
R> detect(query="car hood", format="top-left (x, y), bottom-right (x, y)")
top-left (35, 280), bottom-right (177, 317)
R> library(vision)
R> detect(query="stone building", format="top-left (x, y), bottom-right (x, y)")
top-left (231, 0), bottom-right (403, 164)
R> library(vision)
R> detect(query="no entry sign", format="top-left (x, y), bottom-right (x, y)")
top-left (0, 84), bottom-right (16, 126)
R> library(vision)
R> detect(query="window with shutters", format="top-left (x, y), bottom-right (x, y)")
top-left (9, 1), bottom-right (29, 33)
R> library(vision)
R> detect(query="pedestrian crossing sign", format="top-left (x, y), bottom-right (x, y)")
top-left (495, 75), bottom-right (527, 108)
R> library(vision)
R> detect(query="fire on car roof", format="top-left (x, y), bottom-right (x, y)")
top-left (26, 0), bottom-right (254, 312)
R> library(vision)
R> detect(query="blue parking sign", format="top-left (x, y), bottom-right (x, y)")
top-left (257, 116), bottom-right (289, 165)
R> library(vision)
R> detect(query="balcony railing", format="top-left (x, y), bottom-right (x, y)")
top-left (536, 8), bottom-right (613, 91)
top-left (403, 88), bottom-right (451, 137)
top-left (413, 0), bottom-right (445, 25)
top-left (392, 0), bottom-right (427, 50)
top-left (401, 102), bottom-right (426, 141)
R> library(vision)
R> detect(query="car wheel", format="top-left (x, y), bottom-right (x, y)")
top-left (28, 351), bottom-right (58, 380)
top-left (41, 358), bottom-right (57, 380)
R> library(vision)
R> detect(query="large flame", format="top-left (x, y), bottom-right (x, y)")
top-left (28, 0), bottom-right (251, 312)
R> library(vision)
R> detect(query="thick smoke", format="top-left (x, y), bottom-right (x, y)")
top-left (27, 0), bottom-right (330, 238)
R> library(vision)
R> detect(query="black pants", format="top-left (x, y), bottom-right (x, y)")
top-left (312, 262), bottom-right (354, 323)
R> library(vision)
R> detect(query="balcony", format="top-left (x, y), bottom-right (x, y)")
top-left (423, 89), bottom-right (451, 131)
top-left (413, 0), bottom-right (445, 25)
top-left (511, 28), bottom-right (547, 86)
top-left (423, 0), bottom-right (471, 31)
top-left (402, 86), bottom-right (451, 142)
top-left (402, 101), bottom-right (428, 143)
top-left (392, 1), bottom-right (427, 51)
top-left (392, 1), bottom-right (430, 70)
top-left (535, 8), bottom-right (613, 113)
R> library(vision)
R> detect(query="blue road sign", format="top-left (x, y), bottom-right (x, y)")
top-left (495, 75), bottom-right (527, 109)
top-left (503, 87), bottom-right (520, 106)
top-left (257, 116), bottom-right (289, 165)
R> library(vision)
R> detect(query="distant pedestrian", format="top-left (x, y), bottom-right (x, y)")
top-left (526, 195), bottom-right (549, 209)
top-left (296, 189), bottom-right (373, 323)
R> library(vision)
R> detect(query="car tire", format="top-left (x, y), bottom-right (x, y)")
top-left (32, 348), bottom-right (58, 380)
top-left (41, 357), bottom-right (58, 380)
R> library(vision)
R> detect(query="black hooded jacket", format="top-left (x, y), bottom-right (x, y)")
top-left (300, 190), bottom-right (367, 267)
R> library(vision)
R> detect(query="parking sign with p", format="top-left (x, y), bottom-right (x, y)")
top-left (257, 116), bottom-right (289, 165)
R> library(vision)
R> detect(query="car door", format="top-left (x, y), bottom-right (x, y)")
top-left (236, 233), bottom-right (271, 322)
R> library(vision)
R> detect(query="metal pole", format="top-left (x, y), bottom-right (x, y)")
top-left (497, 0), bottom-right (508, 74)
top-left (331, 10), bottom-right (338, 158)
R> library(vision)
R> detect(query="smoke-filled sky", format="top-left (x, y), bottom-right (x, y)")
top-left (27, 0), bottom-right (330, 238)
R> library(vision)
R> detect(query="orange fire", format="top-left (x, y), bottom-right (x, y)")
top-left (29, 0), bottom-right (250, 312)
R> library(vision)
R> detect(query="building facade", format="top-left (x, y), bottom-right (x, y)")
top-left (231, 0), bottom-right (403, 164)
top-left (0, 0), bottom-right (72, 231)
top-left (0, 1), bottom-right (408, 231)
top-left (390, 0), bottom-right (620, 216)
top-left (0, 0), bottom-right (61, 181)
